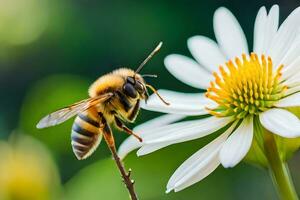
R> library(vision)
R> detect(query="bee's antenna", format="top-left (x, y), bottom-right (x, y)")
top-left (142, 74), bottom-right (158, 78)
top-left (135, 42), bottom-right (163, 74)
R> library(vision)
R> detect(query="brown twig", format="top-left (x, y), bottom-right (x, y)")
top-left (108, 144), bottom-right (138, 200)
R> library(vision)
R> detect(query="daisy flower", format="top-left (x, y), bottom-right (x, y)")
top-left (119, 5), bottom-right (300, 198)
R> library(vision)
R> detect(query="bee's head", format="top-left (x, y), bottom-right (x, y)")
top-left (123, 42), bottom-right (169, 105)
top-left (122, 72), bottom-right (169, 106)
top-left (123, 75), bottom-right (148, 100)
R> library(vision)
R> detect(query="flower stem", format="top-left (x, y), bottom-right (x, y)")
top-left (264, 131), bottom-right (299, 200)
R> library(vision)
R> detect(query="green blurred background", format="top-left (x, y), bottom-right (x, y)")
top-left (0, 0), bottom-right (299, 199)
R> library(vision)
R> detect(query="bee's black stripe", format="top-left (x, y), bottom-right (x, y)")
top-left (116, 91), bottom-right (132, 112)
top-left (72, 123), bottom-right (95, 137)
top-left (78, 113), bottom-right (99, 128)
top-left (73, 148), bottom-right (84, 155)
top-left (128, 100), bottom-right (140, 121)
top-left (74, 148), bottom-right (84, 154)
top-left (73, 149), bottom-right (85, 158)
top-left (71, 132), bottom-right (93, 145)
top-left (72, 142), bottom-right (89, 152)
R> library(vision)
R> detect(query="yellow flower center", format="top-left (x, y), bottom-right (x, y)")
top-left (206, 53), bottom-right (287, 119)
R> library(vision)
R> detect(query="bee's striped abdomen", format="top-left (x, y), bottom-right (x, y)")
top-left (71, 109), bottom-right (102, 160)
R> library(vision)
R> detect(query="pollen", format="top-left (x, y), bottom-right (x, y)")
top-left (206, 53), bottom-right (287, 119)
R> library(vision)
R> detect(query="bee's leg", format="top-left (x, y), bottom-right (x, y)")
top-left (100, 117), bottom-right (138, 200)
top-left (102, 122), bottom-right (116, 150)
top-left (96, 113), bottom-right (113, 149)
top-left (114, 116), bottom-right (143, 142)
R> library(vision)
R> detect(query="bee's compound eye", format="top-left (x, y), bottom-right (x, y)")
top-left (135, 81), bottom-right (144, 93)
top-left (123, 83), bottom-right (137, 98)
top-left (126, 77), bottom-right (135, 84)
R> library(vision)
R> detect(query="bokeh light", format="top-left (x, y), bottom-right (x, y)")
top-left (0, 135), bottom-right (62, 200)
top-left (0, 0), bottom-right (48, 46)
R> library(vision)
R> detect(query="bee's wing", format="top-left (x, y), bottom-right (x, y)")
top-left (36, 93), bottom-right (113, 129)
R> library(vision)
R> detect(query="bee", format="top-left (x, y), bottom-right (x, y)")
top-left (36, 42), bottom-right (169, 160)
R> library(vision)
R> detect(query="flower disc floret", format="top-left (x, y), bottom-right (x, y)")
top-left (206, 53), bottom-right (287, 119)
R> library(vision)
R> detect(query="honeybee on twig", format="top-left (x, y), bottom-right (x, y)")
top-left (36, 42), bottom-right (168, 200)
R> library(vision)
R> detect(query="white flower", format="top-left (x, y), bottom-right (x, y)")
top-left (118, 5), bottom-right (300, 193)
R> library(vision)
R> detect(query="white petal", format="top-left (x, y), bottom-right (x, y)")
top-left (285, 85), bottom-right (300, 96)
top-left (118, 136), bottom-right (142, 160)
top-left (173, 154), bottom-right (219, 193)
top-left (187, 36), bottom-right (227, 72)
top-left (137, 117), bottom-right (232, 155)
top-left (253, 6), bottom-right (279, 55)
top-left (134, 114), bottom-right (186, 133)
top-left (260, 108), bottom-right (300, 138)
top-left (269, 7), bottom-right (300, 68)
top-left (145, 89), bottom-right (209, 104)
top-left (219, 117), bottom-right (253, 168)
top-left (166, 123), bottom-right (236, 193)
top-left (282, 56), bottom-right (300, 81)
top-left (137, 142), bottom-right (169, 156)
top-left (213, 7), bottom-right (248, 59)
top-left (141, 89), bottom-right (213, 115)
top-left (275, 92), bottom-right (300, 107)
top-left (164, 55), bottom-right (213, 89)
top-left (145, 117), bottom-right (231, 144)
top-left (278, 39), bottom-right (300, 71)
top-left (264, 5), bottom-right (279, 55)
top-left (253, 6), bottom-right (267, 54)
top-left (118, 114), bottom-right (184, 160)
top-left (141, 102), bottom-right (208, 116)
